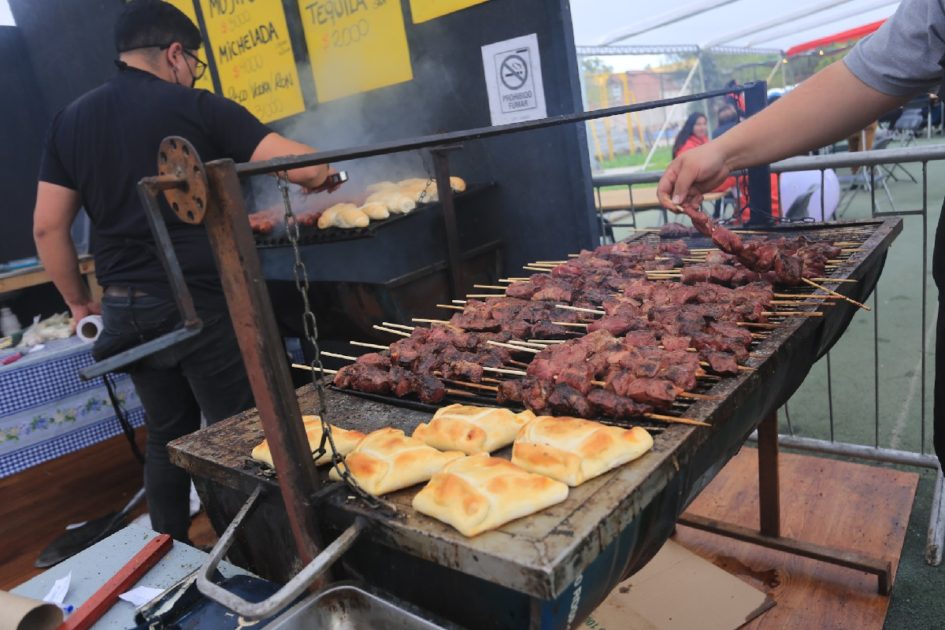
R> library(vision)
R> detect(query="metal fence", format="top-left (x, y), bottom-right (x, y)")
top-left (591, 144), bottom-right (945, 565)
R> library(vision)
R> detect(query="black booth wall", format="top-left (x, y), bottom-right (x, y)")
top-left (4, 0), bottom-right (596, 279)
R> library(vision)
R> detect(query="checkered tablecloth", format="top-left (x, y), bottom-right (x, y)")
top-left (0, 337), bottom-right (145, 478)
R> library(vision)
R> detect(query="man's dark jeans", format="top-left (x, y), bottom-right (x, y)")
top-left (100, 294), bottom-right (254, 542)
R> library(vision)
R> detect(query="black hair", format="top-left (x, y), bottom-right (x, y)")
top-left (115, 0), bottom-right (201, 54)
top-left (672, 112), bottom-right (706, 158)
top-left (716, 103), bottom-right (738, 125)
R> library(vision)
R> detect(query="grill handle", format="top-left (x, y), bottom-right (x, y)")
top-left (195, 485), bottom-right (365, 620)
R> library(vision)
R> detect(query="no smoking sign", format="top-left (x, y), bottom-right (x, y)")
top-left (482, 34), bottom-right (547, 125)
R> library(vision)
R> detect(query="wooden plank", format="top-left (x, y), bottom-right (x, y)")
top-left (0, 256), bottom-right (95, 293)
top-left (676, 447), bottom-right (918, 629)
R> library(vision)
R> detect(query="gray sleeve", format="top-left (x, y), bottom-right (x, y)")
top-left (843, 0), bottom-right (945, 96)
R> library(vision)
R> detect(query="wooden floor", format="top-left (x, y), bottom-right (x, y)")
top-left (0, 430), bottom-right (216, 591)
top-left (676, 447), bottom-right (918, 629)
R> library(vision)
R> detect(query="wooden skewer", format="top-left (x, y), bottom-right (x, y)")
top-left (556, 304), bottom-right (606, 315)
top-left (534, 260), bottom-right (568, 264)
top-left (507, 339), bottom-right (548, 349)
top-left (482, 366), bottom-right (528, 376)
top-left (773, 292), bottom-right (842, 300)
top-left (529, 338), bottom-right (565, 343)
top-left (699, 361), bottom-right (755, 373)
top-left (373, 324), bottom-right (411, 337)
top-left (801, 277), bottom-right (871, 311)
top-left (466, 293), bottom-right (505, 299)
top-left (487, 340), bottom-right (541, 354)
top-left (413, 318), bottom-right (453, 326)
top-left (453, 299), bottom-right (468, 304)
top-left (810, 278), bottom-right (857, 283)
top-left (446, 388), bottom-right (477, 398)
top-left (439, 378), bottom-right (500, 392)
top-left (522, 266), bottom-right (552, 273)
top-left (474, 284), bottom-right (510, 290)
top-left (437, 304), bottom-right (465, 311)
top-left (482, 377), bottom-right (503, 384)
top-left (552, 321), bottom-right (589, 328)
top-left (350, 341), bottom-right (389, 350)
top-left (292, 363), bottom-right (338, 375)
top-left (644, 413), bottom-right (711, 427)
top-left (382, 322), bottom-right (415, 330)
top-left (321, 351), bottom-right (358, 361)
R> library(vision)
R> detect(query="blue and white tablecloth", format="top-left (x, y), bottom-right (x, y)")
top-left (0, 337), bottom-right (145, 478)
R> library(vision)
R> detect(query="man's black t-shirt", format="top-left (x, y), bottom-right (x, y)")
top-left (39, 65), bottom-right (271, 307)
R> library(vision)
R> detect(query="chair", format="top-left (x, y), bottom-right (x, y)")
top-left (893, 107), bottom-right (925, 145)
top-left (784, 186), bottom-right (817, 221)
top-left (873, 134), bottom-right (917, 183)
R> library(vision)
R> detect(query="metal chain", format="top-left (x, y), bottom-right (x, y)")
top-left (415, 152), bottom-right (437, 205)
top-left (278, 173), bottom-right (382, 509)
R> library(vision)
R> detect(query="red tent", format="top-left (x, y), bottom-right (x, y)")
top-left (785, 19), bottom-right (886, 57)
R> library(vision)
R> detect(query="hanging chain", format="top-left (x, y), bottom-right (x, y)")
top-left (278, 173), bottom-right (383, 509)
top-left (415, 151), bottom-right (437, 205)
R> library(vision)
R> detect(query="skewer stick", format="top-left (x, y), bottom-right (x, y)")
top-left (292, 363), bottom-right (338, 375)
top-left (507, 339), bottom-right (548, 349)
top-left (453, 299), bottom-right (468, 304)
top-left (509, 359), bottom-right (531, 368)
top-left (350, 341), bottom-right (389, 350)
top-left (529, 338), bottom-right (565, 344)
top-left (487, 340), bottom-right (540, 354)
top-left (474, 284), bottom-right (510, 290)
top-left (699, 361), bottom-right (755, 373)
top-left (383, 322), bottom-right (414, 330)
top-left (801, 277), bottom-right (871, 311)
top-left (482, 366), bottom-right (528, 376)
top-left (643, 413), bottom-right (711, 427)
top-left (438, 378), bottom-right (500, 392)
top-left (810, 278), bottom-right (857, 283)
top-left (736, 322), bottom-right (778, 329)
top-left (466, 293), bottom-right (505, 299)
top-left (523, 266), bottom-right (551, 273)
top-left (321, 351), bottom-right (358, 361)
top-left (437, 304), bottom-right (465, 311)
top-left (373, 324), bottom-right (411, 337)
top-left (556, 304), bottom-right (606, 315)
top-left (551, 321), bottom-right (589, 328)
top-left (773, 292), bottom-right (842, 300)
top-left (446, 388), bottom-right (477, 398)
top-left (413, 318), bottom-right (453, 326)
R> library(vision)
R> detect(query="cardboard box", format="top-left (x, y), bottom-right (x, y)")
top-left (584, 540), bottom-right (774, 630)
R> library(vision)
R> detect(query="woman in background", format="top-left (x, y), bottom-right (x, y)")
top-left (672, 112), bottom-right (710, 158)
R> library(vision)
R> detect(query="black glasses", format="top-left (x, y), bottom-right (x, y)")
top-left (182, 50), bottom-right (208, 81)
top-left (159, 44), bottom-right (207, 81)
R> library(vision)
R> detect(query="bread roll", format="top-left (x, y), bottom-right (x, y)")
top-left (337, 205), bottom-right (370, 228)
top-left (412, 454), bottom-right (569, 537)
top-left (317, 206), bottom-right (342, 229)
top-left (365, 191), bottom-right (417, 214)
top-left (450, 176), bottom-right (466, 192)
top-left (359, 202), bottom-right (390, 221)
top-left (413, 404), bottom-right (534, 455)
top-left (251, 415), bottom-right (366, 468)
top-left (367, 181), bottom-right (398, 194)
top-left (511, 416), bottom-right (653, 486)
top-left (329, 428), bottom-right (463, 496)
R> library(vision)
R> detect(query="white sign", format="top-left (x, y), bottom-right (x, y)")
top-left (481, 34), bottom-right (547, 126)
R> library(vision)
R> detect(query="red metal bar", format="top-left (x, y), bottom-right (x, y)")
top-left (60, 534), bottom-right (173, 630)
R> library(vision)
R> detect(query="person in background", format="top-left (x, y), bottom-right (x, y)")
top-left (32, 0), bottom-right (338, 543)
top-left (713, 104), bottom-right (740, 139)
top-left (672, 112), bottom-right (711, 158)
top-left (657, 0), bottom-right (945, 469)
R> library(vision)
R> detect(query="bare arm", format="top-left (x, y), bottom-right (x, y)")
top-left (33, 181), bottom-right (99, 326)
top-left (658, 61), bottom-right (911, 208)
top-left (251, 133), bottom-right (335, 192)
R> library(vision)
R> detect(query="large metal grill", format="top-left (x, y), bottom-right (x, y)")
top-left (169, 217), bottom-right (901, 625)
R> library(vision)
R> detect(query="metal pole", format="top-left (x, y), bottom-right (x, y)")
top-left (203, 158), bottom-right (325, 569)
top-left (641, 55), bottom-right (703, 171)
top-left (743, 81), bottom-right (772, 225)
top-left (431, 148), bottom-right (464, 299)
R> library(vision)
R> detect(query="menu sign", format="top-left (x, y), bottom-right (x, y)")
top-left (200, 0), bottom-right (305, 122)
top-left (298, 0), bottom-right (414, 103)
top-left (164, 0), bottom-right (215, 92)
top-left (409, 0), bottom-right (488, 24)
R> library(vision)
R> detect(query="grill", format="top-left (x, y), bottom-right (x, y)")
top-left (169, 217), bottom-right (901, 628)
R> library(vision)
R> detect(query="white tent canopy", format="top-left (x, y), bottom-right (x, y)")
top-left (571, 0), bottom-right (901, 55)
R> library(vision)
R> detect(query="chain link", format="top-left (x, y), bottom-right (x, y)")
top-left (278, 173), bottom-right (383, 509)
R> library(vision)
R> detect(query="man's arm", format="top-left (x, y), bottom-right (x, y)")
top-left (33, 181), bottom-right (98, 326)
top-left (658, 62), bottom-right (911, 208)
top-left (251, 133), bottom-right (334, 192)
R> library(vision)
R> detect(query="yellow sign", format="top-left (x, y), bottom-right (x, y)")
top-left (409, 0), bottom-right (488, 24)
top-left (164, 0), bottom-right (215, 92)
top-left (199, 0), bottom-right (305, 123)
top-left (299, 0), bottom-right (414, 103)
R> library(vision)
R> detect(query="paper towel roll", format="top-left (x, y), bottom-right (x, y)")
top-left (0, 590), bottom-right (63, 630)
top-left (76, 315), bottom-right (103, 344)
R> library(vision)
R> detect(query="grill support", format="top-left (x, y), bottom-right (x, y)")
top-left (678, 412), bottom-right (893, 595)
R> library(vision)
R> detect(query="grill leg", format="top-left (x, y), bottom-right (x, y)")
top-left (678, 411), bottom-right (893, 596)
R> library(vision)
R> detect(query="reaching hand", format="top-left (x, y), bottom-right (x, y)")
top-left (68, 300), bottom-right (101, 334)
top-left (657, 143), bottom-right (731, 213)
top-left (301, 166), bottom-right (343, 194)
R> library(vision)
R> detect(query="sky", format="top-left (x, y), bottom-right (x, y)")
top-left (570, 0), bottom-right (901, 70)
top-left (0, 0), bottom-right (12, 26)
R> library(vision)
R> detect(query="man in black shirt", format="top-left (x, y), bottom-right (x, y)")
top-left (33, 0), bottom-right (335, 542)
